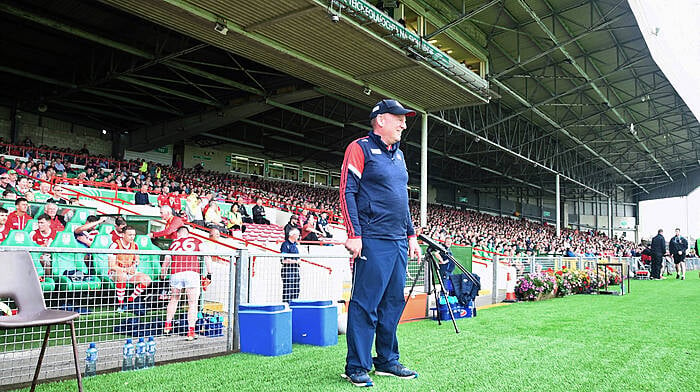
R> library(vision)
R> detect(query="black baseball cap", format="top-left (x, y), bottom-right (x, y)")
top-left (369, 99), bottom-right (416, 119)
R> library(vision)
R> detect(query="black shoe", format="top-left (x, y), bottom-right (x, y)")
top-left (681, 276), bottom-right (685, 280)
top-left (374, 363), bottom-right (418, 379)
top-left (341, 370), bottom-right (373, 387)
top-left (676, 274), bottom-right (680, 279)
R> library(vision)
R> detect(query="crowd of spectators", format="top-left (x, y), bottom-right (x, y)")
top-left (414, 204), bottom-right (640, 258)
top-left (0, 137), bottom-right (642, 256)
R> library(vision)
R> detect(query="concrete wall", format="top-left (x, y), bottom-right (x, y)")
top-left (0, 106), bottom-right (112, 156)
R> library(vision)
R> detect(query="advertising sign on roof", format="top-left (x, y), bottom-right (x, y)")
top-left (338, 0), bottom-right (450, 67)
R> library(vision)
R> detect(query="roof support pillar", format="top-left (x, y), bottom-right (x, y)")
top-left (556, 174), bottom-right (561, 238)
top-left (420, 112), bottom-right (428, 228)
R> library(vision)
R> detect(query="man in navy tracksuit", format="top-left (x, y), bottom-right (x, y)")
top-left (340, 99), bottom-right (421, 387)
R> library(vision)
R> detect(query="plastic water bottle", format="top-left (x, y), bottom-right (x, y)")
top-left (84, 343), bottom-right (98, 377)
top-left (135, 337), bottom-right (147, 369)
top-left (122, 339), bottom-right (134, 371)
top-left (145, 337), bottom-right (156, 368)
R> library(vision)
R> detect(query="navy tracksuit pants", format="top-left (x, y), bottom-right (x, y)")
top-left (346, 237), bottom-right (407, 373)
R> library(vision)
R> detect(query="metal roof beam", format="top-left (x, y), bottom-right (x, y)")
top-left (115, 76), bottom-right (221, 107)
top-left (491, 78), bottom-right (647, 194)
top-left (404, 140), bottom-right (553, 193)
top-left (0, 3), bottom-right (264, 96)
top-left (428, 114), bottom-right (606, 196)
top-left (0, 65), bottom-right (183, 116)
top-left (492, 12), bottom-right (625, 79)
top-left (424, 0), bottom-right (500, 40)
top-left (535, 0), bottom-right (673, 181)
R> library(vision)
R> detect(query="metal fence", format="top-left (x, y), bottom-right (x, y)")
top-left (0, 246), bottom-right (348, 389)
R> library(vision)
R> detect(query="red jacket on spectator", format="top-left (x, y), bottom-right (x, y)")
top-left (157, 193), bottom-right (170, 208)
top-left (6, 210), bottom-right (31, 231)
top-left (49, 216), bottom-right (65, 232)
top-left (151, 215), bottom-right (184, 239)
top-left (31, 228), bottom-right (57, 247)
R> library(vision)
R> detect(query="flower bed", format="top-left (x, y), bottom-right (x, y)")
top-left (514, 265), bottom-right (623, 301)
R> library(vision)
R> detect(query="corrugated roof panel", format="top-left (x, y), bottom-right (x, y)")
top-left (102, 0), bottom-right (487, 111)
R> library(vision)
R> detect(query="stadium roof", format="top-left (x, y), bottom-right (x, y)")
top-left (0, 0), bottom-right (697, 199)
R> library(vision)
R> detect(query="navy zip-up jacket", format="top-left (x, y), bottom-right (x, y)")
top-left (340, 131), bottom-right (416, 240)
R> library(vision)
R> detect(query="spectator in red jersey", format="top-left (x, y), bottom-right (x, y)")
top-left (109, 226), bottom-right (151, 313)
top-left (75, 215), bottom-right (107, 247)
top-left (149, 205), bottom-right (185, 240)
top-left (31, 214), bottom-right (58, 275)
top-left (155, 186), bottom-right (168, 205)
top-left (168, 190), bottom-right (182, 215)
top-left (161, 226), bottom-right (212, 341)
top-left (31, 214), bottom-right (58, 246)
top-left (43, 202), bottom-right (66, 232)
top-left (111, 216), bottom-right (127, 244)
top-left (6, 198), bottom-right (31, 231)
top-left (301, 215), bottom-right (322, 243)
top-left (0, 207), bottom-right (9, 242)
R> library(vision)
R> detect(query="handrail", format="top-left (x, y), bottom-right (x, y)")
top-left (167, 170), bottom-right (344, 224)
top-left (187, 222), bottom-right (333, 275)
top-left (22, 173), bottom-right (335, 274)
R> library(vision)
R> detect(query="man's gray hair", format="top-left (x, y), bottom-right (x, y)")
top-left (288, 228), bottom-right (300, 237)
top-left (160, 205), bottom-right (173, 214)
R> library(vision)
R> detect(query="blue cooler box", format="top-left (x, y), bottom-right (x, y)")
top-left (289, 300), bottom-right (338, 346)
top-left (239, 303), bottom-right (292, 356)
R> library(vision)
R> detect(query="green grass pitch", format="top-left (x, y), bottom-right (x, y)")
top-left (14, 274), bottom-right (699, 391)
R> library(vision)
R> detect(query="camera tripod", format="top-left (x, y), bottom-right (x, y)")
top-left (404, 234), bottom-right (480, 334)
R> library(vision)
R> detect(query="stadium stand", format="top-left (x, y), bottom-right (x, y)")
top-left (0, 138), bottom-right (640, 256)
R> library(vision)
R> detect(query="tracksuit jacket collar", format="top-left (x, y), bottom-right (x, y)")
top-left (368, 131), bottom-right (399, 154)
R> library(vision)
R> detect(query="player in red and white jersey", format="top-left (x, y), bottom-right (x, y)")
top-left (74, 215), bottom-right (107, 247)
top-left (31, 214), bottom-right (58, 247)
top-left (0, 207), bottom-right (9, 243)
top-left (31, 214), bottom-right (58, 276)
top-left (6, 198), bottom-right (31, 231)
top-left (161, 226), bottom-right (212, 341)
top-left (111, 216), bottom-right (127, 244)
top-left (108, 226), bottom-right (151, 312)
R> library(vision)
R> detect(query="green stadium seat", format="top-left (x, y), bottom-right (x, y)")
top-left (97, 224), bottom-right (114, 236)
top-left (69, 209), bottom-right (90, 225)
top-left (90, 234), bottom-right (115, 288)
top-left (23, 220), bottom-right (37, 232)
top-left (63, 222), bottom-right (81, 233)
top-left (50, 231), bottom-right (100, 292)
top-left (1, 230), bottom-right (55, 292)
top-left (134, 235), bottom-right (162, 280)
top-left (148, 195), bottom-right (159, 205)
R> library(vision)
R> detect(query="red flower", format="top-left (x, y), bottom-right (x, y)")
top-left (555, 270), bottom-right (563, 276)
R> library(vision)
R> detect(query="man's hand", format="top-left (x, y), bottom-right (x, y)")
top-left (345, 238), bottom-right (362, 259)
top-left (678, 251), bottom-right (682, 255)
top-left (408, 236), bottom-right (421, 262)
top-left (148, 232), bottom-right (154, 238)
